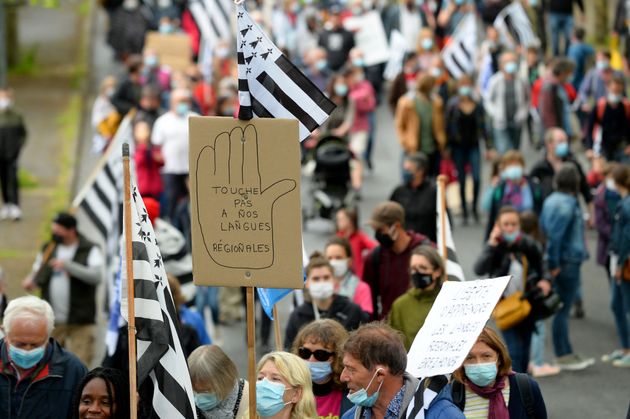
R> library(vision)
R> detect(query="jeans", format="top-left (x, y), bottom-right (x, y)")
top-left (549, 12), bottom-right (574, 56)
top-left (611, 279), bottom-right (630, 349)
top-left (530, 320), bottom-right (546, 366)
top-left (451, 146), bottom-right (481, 218)
top-left (493, 124), bottom-right (522, 155)
top-left (552, 262), bottom-right (581, 357)
top-left (502, 324), bottom-right (533, 373)
top-left (195, 286), bottom-right (219, 325)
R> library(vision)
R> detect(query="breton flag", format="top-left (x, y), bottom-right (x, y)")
top-left (236, 3), bottom-right (335, 141)
top-left (494, 2), bottom-right (538, 47)
top-left (188, 0), bottom-right (233, 48)
top-left (121, 182), bottom-right (197, 419)
top-left (441, 13), bottom-right (477, 79)
top-left (436, 185), bottom-right (465, 282)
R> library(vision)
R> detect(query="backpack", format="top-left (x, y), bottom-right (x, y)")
top-left (595, 97), bottom-right (630, 122)
top-left (451, 373), bottom-right (536, 419)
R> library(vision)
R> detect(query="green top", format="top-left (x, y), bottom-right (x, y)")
top-left (388, 286), bottom-right (440, 351)
top-left (415, 95), bottom-right (435, 155)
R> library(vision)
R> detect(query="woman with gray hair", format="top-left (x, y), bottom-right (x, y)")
top-left (540, 163), bottom-right (593, 371)
top-left (187, 344), bottom-right (248, 419)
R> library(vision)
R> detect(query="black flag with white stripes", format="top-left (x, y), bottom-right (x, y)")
top-left (72, 112), bottom-right (133, 251)
top-left (441, 13), bottom-right (477, 79)
top-left (494, 2), bottom-right (538, 48)
top-left (188, 0), bottom-right (233, 51)
top-left (236, 3), bottom-right (335, 140)
top-left (122, 182), bottom-right (197, 419)
top-left (437, 184), bottom-right (465, 282)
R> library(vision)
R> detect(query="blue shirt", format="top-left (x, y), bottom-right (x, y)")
top-left (361, 384), bottom-right (406, 419)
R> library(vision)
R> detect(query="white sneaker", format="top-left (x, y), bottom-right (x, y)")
top-left (0, 205), bottom-right (9, 220)
top-left (8, 204), bottom-right (22, 221)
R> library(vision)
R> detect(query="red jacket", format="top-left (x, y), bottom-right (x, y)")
top-left (337, 229), bottom-right (377, 280)
top-left (135, 143), bottom-right (163, 198)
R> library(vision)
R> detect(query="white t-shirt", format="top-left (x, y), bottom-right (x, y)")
top-left (151, 111), bottom-right (198, 175)
top-left (400, 5), bottom-right (421, 52)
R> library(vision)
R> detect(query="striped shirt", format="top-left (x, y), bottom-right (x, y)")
top-left (462, 382), bottom-right (511, 419)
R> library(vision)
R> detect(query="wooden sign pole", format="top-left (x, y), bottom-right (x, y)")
top-left (122, 144), bottom-right (138, 419)
top-left (246, 286), bottom-right (256, 417)
top-left (273, 305), bottom-right (283, 350)
top-left (437, 175), bottom-right (448, 265)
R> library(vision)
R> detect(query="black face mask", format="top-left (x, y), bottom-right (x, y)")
top-left (375, 231), bottom-right (395, 248)
top-left (411, 272), bottom-right (433, 289)
top-left (52, 233), bottom-right (64, 244)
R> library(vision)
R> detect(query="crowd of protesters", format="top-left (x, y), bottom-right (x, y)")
top-left (1, 0), bottom-right (630, 418)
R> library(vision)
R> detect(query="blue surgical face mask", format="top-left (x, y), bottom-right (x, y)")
top-left (421, 38), bottom-right (434, 51)
top-left (596, 60), bottom-right (610, 71)
top-left (555, 142), bottom-right (569, 158)
top-left (9, 345), bottom-right (46, 369)
top-left (256, 378), bottom-right (290, 417)
top-left (458, 86), bottom-right (472, 97)
top-left (308, 361), bottom-right (333, 383)
top-left (159, 24), bottom-right (174, 34)
top-left (529, 0), bottom-right (538, 6)
top-left (608, 93), bottom-right (622, 104)
top-left (502, 165), bottom-right (523, 181)
top-left (144, 55), bottom-right (158, 68)
top-left (176, 102), bottom-right (189, 116)
top-left (334, 84), bottom-right (348, 97)
top-left (402, 169), bottom-right (414, 184)
top-left (504, 61), bottom-right (518, 74)
top-left (347, 368), bottom-right (383, 407)
top-left (454, 0), bottom-right (464, 5)
top-left (316, 59), bottom-right (327, 71)
top-left (430, 67), bottom-right (442, 78)
top-left (195, 392), bottom-right (220, 411)
top-left (464, 362), bottom-right (498, 387)
top-left (352, 58), bottom-right (365, 67)
top-left (502, 230), bottom-right (520, 243)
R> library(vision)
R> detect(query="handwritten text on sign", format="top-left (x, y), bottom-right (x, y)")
top-left (406, 277), bottom-right (510, 378)
top-left (189, 117), bottom-right (303, 288)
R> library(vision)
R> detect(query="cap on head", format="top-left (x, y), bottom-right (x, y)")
top-left (53, 212), bottom-right (77, 229)
top-left (368, 201), bottom-right (405, 229)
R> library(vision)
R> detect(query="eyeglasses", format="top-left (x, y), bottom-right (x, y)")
top-left (298, 347), bottom-right (334, 362)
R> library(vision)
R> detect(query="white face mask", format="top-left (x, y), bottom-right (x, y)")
top-left (329, 259), bottom-right (349, 278)
top-left (0, 98), bottom-right (11, 110)
top-left (606, 178), bottom-right (617, 192)
top-left (309, 281), bottom-right (335, 300)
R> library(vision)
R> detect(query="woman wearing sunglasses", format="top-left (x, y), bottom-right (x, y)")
top-left (291, 319), bottom-right (353, 418)
top-left (284, 254), bottom-right (365, 350)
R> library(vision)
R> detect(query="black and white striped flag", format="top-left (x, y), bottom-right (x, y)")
top-left (188, 0), bottom-right (233, 48)
top-left (441, 13), bottom-right (477, 80)
top-left (494, 2), bottom-right (538, 47)
top-left (436, 185), bottom-right (465, 282)
top-left (121, 181), bottom-right (197, 419)
top-left (236, 3), bottom-right (335, 141)
top-left (72, 112), bottom-right (133, 251)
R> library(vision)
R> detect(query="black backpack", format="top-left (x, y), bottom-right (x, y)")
top-left (451, 373), bottom-right (536, 419)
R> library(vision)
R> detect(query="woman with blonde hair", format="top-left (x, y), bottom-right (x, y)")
top-left (291, 319), bottom-right (352, 417)
top-left (256, 351), bottom-right (318, 419)
top-left (188, 345), bottom-right (248, 418)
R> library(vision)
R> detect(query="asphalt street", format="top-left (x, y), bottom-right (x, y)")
top-left (77, 8), bottom-right (629, 418)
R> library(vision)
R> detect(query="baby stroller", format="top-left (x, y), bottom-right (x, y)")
top-left (303, 135), bottom-right (356, 223)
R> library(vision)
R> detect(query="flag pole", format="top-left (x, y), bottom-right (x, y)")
top-left (122, 143), bottom-right (138, 419)
top-left (273, 305), bottom-right (282, 350)
top-left (437, 174), bottom-right (448, 264)
top-left (246, 286), bottom-right (256, 417)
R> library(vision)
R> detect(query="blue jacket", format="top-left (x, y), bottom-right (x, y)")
top-left (540, 192), bottom-right (588, 269)
top-left (426, 384), bottom-right (465, 419)
top-left (0, 338), bottom-right (87, 419)
top-left (610, 195), bottom-right (630, 266)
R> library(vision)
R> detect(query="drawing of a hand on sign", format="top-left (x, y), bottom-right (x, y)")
top-left (195, 124), bottom-right (296, 270)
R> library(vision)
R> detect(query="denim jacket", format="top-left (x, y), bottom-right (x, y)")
top-left (540, 192), bottom-right (588, 269)
top-left (610, 195), bottom-right (630, 266)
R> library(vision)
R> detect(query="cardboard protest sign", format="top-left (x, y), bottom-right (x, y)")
top-left (145, 32), bottom-right (192, 72)
top-left (406, 277), bottom-right (510, 378)
top-left (344, 11), bottom-right (390, 66)
top-left (189, 117), bottom-right (303, 288)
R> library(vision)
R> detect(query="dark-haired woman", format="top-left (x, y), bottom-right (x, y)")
top-left (73, 367), bottom-right (129, 419)
top-left (451, 327), bottom-right (547, 419)
top-left (335, 207), bottom-right (376, 280)
top-left (389, 245), bottom-right (443, 351)
top-left (291, 319), bottom-right (353, 418)
top-left (284, 256), bottom-right (364, 350)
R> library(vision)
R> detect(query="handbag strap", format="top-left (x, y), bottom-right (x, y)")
top-left (521, 254), bottom-right (528, 290)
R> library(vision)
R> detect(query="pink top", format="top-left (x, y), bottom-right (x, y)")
top-left (315, 388), bottom-right (343, 418)
top-left (353, 280), bottom-right (373, 314)
top-left (134, 143), bottom-right (163, 198)
top-left (338, 230), bottom-right (377, 280)
top-left (348, 80), bottom-right (376, 133)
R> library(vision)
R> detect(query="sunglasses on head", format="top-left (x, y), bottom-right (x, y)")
top-left (298, 347), bottom-right (334, 362)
